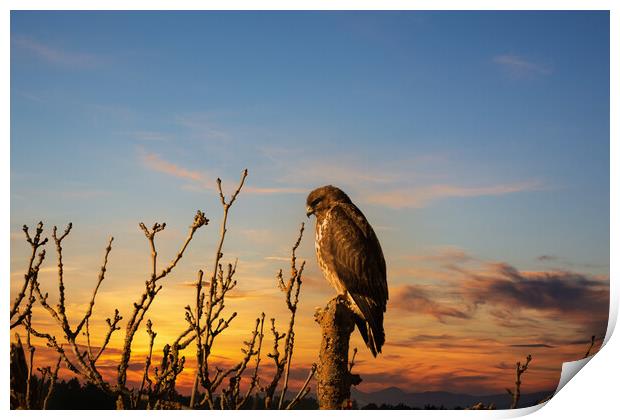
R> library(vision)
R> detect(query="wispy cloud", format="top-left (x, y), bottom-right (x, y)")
top-left (238, 229), bottom-right (274, 244)
top-left (177, 280), bottom-right (211, 288)
top-left (138, 147), bottom-right (208, 185)
top-left (537, 254), bottom-right (558, 262)
top-left (265, 152), bottom-right (426, 188)
top-left (493, 54), bottom-right (552, 78)
top-left (10, 265), bottom-right (78, 279)
top-left (264, 256), bottom-right (290, 262)
top-left (12, 36), bottom-right (104, 68)
top-left (60, 189), bottom-right (110, 199)
top-left (136, 124), bottom-right (545, 209)
top-left (434, 260), bottom-right (610, 336)
top-left (137, 147), bottom-right (304, 195)
top-left (128, 131), bottom-right (172, 142)
top-left (391, 245), bottom-right (608, 338)
top-left (245, 186), bottom-right (305, 194)
top-left (391, 285), bottom-right (473, 323)
top-left (459, 262), bottom-right (609, 319)
top-left (261, 149), bottom-right (545, 209)
top-left (509, 343), bottom-right (555, 349)
top-left (534, 254), bottom-right (605, 271)
top-left (404, 246), bottom-right (473, 265)
top-left (17, 91), bottom-right (46, 103)
top-left (283, 160), bottom-right (402, 186)
top-left (365, 180), bottom-right (544, 209)
top-left (174, 113), bottom-right (231, 143)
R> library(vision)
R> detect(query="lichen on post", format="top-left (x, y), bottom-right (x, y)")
top-left (314, 295), bottom-right (361, 409)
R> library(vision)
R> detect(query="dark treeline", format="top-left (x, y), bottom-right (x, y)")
top-left (40, 378), bottom-right (460, 410)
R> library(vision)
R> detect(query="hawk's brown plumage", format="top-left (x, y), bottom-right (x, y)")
top-left (306, 185), bottom-right (388, 357)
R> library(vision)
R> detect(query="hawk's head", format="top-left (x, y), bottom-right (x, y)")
top-left (306, 185), bottom-right (352, 218)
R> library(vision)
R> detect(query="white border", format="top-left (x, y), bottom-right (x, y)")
top-left (2, 1), bottom-right (617, 419)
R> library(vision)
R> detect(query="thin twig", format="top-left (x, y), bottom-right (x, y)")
top-left (348, 348), bottom-right (358, 373)
top-left (286, 364), bottom-right (317, 410)
top-left (506, 354), bottom-right (532, 409)
top-left (191, 170), bottom-right (248, 409)
top-left (584, 335), bottom-right (596, 358)
top-left (75, 237), bottom-right (114, 337)
top-left (135, 319), bottom-right (157, 407)
top-left (118, 211), bottom-right (208, 390)
top-left (236, 313), bottom-right (265, 409)
top-left (265, 224), bottom-right (305, 409)
top-left (42, 357), bottom-right (62, 410)
top-left (11, 222), bottom-right (48, 329)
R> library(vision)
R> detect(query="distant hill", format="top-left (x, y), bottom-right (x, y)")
top-left (43, 378), bottom-right (552, 409)
top-left (351, 386), bottom-right (553, 409)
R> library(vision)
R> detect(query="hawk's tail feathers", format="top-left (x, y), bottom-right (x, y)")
top-left (367, 312), bottom-right (385, 356)
top-left (353, 314), bottom-right (384, 358)
top-left (353, 316), bottom-right (375, 357)
top-left (350, 295), bottom-right (386, 358)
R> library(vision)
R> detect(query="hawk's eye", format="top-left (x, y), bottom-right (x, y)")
top-left (311, 197), bottom-right (322, 207)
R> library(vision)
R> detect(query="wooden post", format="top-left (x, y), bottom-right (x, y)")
top-left (314, 296), bottom-right (360, 409)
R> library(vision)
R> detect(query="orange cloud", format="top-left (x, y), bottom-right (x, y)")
top-left (138, 147), bottom-right (208, 185)
top-left (11, 213), bottom-right (607, 399)
top-left (457, 262), bottom-right (609, 333)
top-left (138, 147), bottom-right (305, 195)
top-left (364, 180), bottom-right (544, 209)
top-left (391, 285), bottom-right (473, 323)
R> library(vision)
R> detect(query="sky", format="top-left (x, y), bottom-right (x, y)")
top-left (10, 11), bottom-right (610, 397)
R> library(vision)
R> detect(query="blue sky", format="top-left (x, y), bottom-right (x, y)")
top-left (11, 11), bottom-right (609, 269)
top-left (9, 11), bottom-right (610, 394)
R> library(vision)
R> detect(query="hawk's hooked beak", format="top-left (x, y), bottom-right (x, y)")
top-left (306, 206), bottom-right (314, 218)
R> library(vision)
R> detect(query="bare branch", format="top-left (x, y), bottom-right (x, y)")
top-left (265, 223), bottom-right (306, 409)
top-left (236, 313), bottom-right (265, 409)
top-left (348, 348), bottom-right (358, 373)
top-left (216, 315), bottom-right (265, 409)
top-left (42, 357), bottom-right (62, 410)
top-left (585, 335), bottom-right (596, 358)
top-left (191, 170), bottom-right (248, 408)
top-left (507, 354), bottom-right (532, 409)
top-left (28, 224), bottom-right (114, 392)
top-left (12, 169), bottom-right (315, 411)
top-left (286, 363), bottom-right (317, 410)
top-left (93, 309), bottom-right (122, 362)
top-left (118, 210), bottom-right (208, 390)
top-left (75, 237), bottom-right (114, 337)
top-left (11, 222), bottom-right (48, 329)
top-left (52, 223), bottom-right (73, 331)
top-left (135, 319), bottom-right (157, 407)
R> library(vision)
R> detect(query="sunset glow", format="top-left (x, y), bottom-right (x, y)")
top-left (10, 10), bottom-right (609, 403)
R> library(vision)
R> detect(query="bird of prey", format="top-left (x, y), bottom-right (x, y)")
top-left (306, 185), bottom-right (388, 357)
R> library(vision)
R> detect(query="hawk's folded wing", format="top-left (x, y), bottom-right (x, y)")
top-left (318, 203), bottom-right (388, 354)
